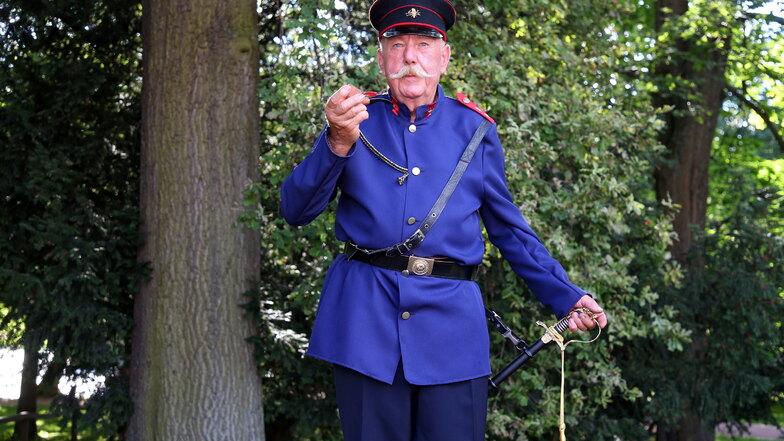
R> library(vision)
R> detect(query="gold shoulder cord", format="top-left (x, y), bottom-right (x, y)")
top-left (537, 308), bottom-right (602, 441)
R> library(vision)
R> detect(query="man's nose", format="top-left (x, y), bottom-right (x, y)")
top-left (403, 43), bottom-right (417, 63)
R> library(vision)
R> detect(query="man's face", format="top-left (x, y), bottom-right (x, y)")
top-left (377, 34), bottom-right (451, 109)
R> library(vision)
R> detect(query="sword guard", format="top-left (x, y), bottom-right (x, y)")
top-left (538, 308), bottom-right (601, 349)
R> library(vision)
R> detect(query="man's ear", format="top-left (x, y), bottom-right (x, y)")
top-left (440, 43), bottom-right (451, 74)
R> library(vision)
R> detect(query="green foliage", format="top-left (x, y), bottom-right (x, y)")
top-left (247, 1), bottom-right (684, 440)
top-left (607, 0), bottom-right (784, 434)
top-left (244, 1), bottom-right (379, 439)
top-left (0, 402), bottom-right (114, 441)
top-left (0, 0), bottom-right (776, 439)
top-left (600, 0), bottom-right (784, 436)
top-left (446, 2), bottom-right (686, 439)
top-left (680, 109), bottom-right (784, 427)
top-left (626, 181), bottom-right (784, 431)
top-left (0, 0), bottom-right (142, 437)
top-left (250, 0), bottom-right (783, 437)
top-left (726, 4), bottom-right (784, 140)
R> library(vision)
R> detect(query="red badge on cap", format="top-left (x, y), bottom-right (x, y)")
top-left (456, 93), bottom-right (495, 124)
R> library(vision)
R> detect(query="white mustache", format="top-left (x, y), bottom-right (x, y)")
top-left (388, 64), bottom-right (434, 79)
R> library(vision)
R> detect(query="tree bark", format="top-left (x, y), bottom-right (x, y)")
top-left (14, 331), bottom-right (39, 441)
top-left (653, 0), bottom-right (727, 256)
top-left (127, 0), bottom-right (263, 440)
top-left (37, 357), bottom-right (65, 398)
top-left (653, 0), bottom-right (730, 440)
top-left (656, 403), bottom-right (716, 441)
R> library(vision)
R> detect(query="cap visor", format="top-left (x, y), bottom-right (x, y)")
top-left (381, 25), bottom-right (443, 39)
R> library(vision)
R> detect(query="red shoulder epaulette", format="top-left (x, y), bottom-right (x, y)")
top-left (363, 91), bottom-right (379, 98)
top-left (455, 93), bottom-right (495, 124)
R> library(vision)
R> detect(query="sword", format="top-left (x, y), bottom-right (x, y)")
top-left (487, 309), bottom-right (586, 390)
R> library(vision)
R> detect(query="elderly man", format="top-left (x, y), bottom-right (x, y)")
top-left (280, 1), bottom-right (607, 440)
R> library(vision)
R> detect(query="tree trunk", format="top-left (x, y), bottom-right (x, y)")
top-left (127, 0), bottom-right (263, 439)
top-left (14, 331), bottom-right (39, 441)
top-left (653, 0), bottom-right (730, 440)
top-left (657, 403), bottom-right (715, 441)
top-left (653, 0), bottom-right (727, 253)
top-left (37, 357), bottom-right (65, 398)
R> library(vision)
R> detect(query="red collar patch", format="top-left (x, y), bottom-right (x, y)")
top-left (391, 95), bottom-right (400, 116)
top-left (424, 101), bottom-right (437, 119)
top-left (367, 91), bottom-right (438, 119)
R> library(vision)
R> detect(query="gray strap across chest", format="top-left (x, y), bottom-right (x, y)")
top-left (359, 119), bottom-right (492, 257)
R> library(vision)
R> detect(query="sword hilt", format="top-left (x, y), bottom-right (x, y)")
top-left (489, 308), bottom-right (595, 389)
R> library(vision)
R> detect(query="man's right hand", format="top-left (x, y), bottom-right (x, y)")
top-left (325, 85), bottom-right (370, 156)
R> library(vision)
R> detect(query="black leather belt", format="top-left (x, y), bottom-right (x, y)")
top-left (344, 242), bottom-right (476, 281)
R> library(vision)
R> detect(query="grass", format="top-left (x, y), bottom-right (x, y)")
top-left (775, 404), bottom-right (784, 426)
top-left (2, 403), bottom-right (782, 441)
top-left (716, 436), bottom-right (769, 441)
top-left (713, 404), bottom-right (783, 441)
top-left (0, 403), bottom-right (100, 441)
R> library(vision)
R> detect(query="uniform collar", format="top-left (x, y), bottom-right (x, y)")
top-left (386, 85), bottom-right (444, 122)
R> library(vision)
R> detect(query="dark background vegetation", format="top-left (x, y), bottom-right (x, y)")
top-left (1, 0), bottom-right (782, 440)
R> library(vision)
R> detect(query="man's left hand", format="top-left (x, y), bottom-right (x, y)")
top-left (567, 295), bottom-right (608, 333)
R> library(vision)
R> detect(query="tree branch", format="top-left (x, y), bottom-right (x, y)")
top-left (726, 85), bottom-right (784, 151)
top-left (760, 65), bottom-right (783, 82)
top-left (744, 12), bottom-right (784, 26)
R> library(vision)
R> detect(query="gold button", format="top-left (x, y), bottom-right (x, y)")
top-left (407, 217), bottom-right (416, 225)
top-left (412, 167), bottom-right (421, 176)
top-left (401, 312), bottom-right (411, 320)
top-left (408, 124), bottom-right (417, 133)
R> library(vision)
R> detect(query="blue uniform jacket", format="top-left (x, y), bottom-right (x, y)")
top-left (281, 85), bottom-right (585, 385)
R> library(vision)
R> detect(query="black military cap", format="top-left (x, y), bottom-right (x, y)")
top-left (369, 0), bottom-right (457, 40)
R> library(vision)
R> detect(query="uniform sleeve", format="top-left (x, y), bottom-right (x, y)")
top-left (477, 127), bottom-right (585, 318)
top-left (280, 128), bottom-right (354, 226)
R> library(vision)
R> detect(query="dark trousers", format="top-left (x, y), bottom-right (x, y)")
top-left (333, 361), bottom-right (488, 441)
